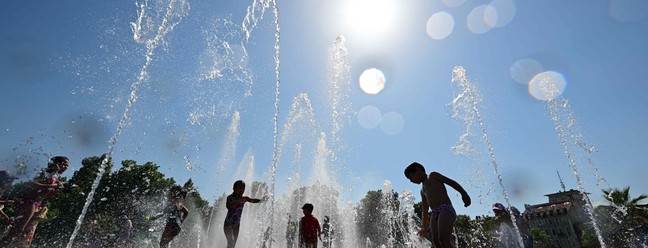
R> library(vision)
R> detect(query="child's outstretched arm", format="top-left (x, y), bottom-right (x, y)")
top-left (418, 192), bottom-right (430, 237)
top-left (245, 195), bottom-right (267, 203)
top-left (431, 172), bottom-right (471, 207)
top-left (148, 212), bottom-right (164, 220)
top-left (33, 180), bottom-right (63, 189)
top-left (181, 203), bottom-right (189, 222)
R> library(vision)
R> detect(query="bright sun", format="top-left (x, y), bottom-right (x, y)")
top-left (344, 0), bottom-right (397, 37)
top-left (359, 68), bottom-right (386, 94)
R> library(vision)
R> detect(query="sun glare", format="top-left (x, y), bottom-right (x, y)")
top-left (359, 68), bottom-right (386, 95)
top-left (344, 0), bottom-right (397, 37)
top-left (529, 71), bottom-right (567, 101)
top-left (426, 12), bottom-right (455, 40)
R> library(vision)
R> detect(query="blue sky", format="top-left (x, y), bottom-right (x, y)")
top-left (1, 0), bottom-right (647, 218)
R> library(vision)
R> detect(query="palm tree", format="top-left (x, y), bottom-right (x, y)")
top-left (595, 187), bottom-right (648, 247)
top-left (602, 187), bottom-right (648, 227)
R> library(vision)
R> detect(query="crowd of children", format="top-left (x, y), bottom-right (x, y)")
top-left (0, 156), bottom-right (540, 248)
top-left (0, 156), bottom-right (68, 247)
top-left (0, 156), bottom-right (194, 248)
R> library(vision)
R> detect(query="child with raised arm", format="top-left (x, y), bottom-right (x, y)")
top-left (224, 180), bottom-right (266, 248)
top-left (404, 162), bottom-right (471, 248)
top-left (0, 156), bottom-right (68, 246)
top-left (149, 185), bottom-right (189, 248)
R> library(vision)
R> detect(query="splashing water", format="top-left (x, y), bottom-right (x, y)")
top-left (267, 1), bottom-right (282, 245)
top-left (66, 1), bottom-right (190, 247)
top-left (312, 133), bottom-right (334, 186)
top-left (242, 0), bottom-right (273, 42)
top-left (398, 190), bottom-right (430, 247)
top-left (561, 99), bottom-right (609, 187)
top-left (546, 96), bottom-right (607, 248)
top-left (273, 93), bottom-right (319, 173)
top-left (381, 181), bottom-right (398, 247)
top-left (327, 35), bottom-right (353, 161)
top-left (217, 111), bottom-right (241, 171)
top-left (184, 154), bottom-right (193, 171)
top-left (449, 66), bottom-right (525, 247)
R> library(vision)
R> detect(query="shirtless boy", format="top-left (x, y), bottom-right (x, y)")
top-left (404, 162), bottom-right (471, 248)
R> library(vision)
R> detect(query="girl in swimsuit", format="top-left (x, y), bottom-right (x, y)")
top-left (150, 185), bottom-right (189, 248)
top-left (0, 156), bottom-right (68, 246)
top-left (223, 180), bottom-right (266, 248)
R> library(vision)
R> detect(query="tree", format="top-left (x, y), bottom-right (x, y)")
top-left (3, 155), bottom-right (212, 247)
top-left (602, 187), bottom-right (648, 227)
top-left (579, 222), bottom-right (601, 248)
top-left (176, 178), bottom-right (210, 248)
top-left (595, 187), bottom-right (648, 247)
top-left (355, 190), bottom-right (402, 246)
top-left (454, 214), bottom-right (472, 247)
top-left (27, 155), bottom-right (114, 247)
top-left (30, 156), bottom-right (177, 247)
top-left (531, 227), bottom-right (558, 248)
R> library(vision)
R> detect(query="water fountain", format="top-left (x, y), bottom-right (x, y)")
top-left (2, 0), bottom-right (645, 247)
top-left (449, 66), bottom-right (525, 247)
top-left (66, 0), bottom-right (190, 246)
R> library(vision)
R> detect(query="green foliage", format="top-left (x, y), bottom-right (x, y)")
top-left (1, 155), bottom-right (210, 248)
top-left (355, 190), bottom-right (402, 246)
top-left (601, 187), bottom-right (648, 227)
top-left (531, 227), bottom-right (558, 248)
top-left (413, 201), bottom-right (422, 220)
top-left (594, 186), bottom-right (648, 247)
top-left (579, 223), bottom-right (601, 248)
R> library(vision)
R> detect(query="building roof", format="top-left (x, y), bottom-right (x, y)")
top-left (525, 201), bottom-right (572, 213)
top-left (544, 189), bottom-right (588, 197)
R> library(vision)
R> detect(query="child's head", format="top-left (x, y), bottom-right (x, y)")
top-left (233, 180), bottom-right (245, 195)
top-left (0, 170), bottom-right (18, 192)
top-left (404, 162), bottom-right (426, 184)
top-left (47, 156), bottom-right (69, 174)
top-left (492, 202), bottom-right (507, 216)
top-left (301, 203), bottom-right (314, 215)
top-left (169, 185), bottom-right (188, 200)
top-left (510, 206), bottom-right (521, 217)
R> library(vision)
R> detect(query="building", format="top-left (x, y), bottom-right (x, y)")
top-left (523, 189), bottom-right (591, 248)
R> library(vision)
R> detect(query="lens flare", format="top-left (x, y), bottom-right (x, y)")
top-left (510, 59), bottom-right (543, 85)
top-left (442, 0), bottom-right (467, 8)
top-left (426, 12), bottom-right (455, 40)
top-left (344, 0), bottom-right (397, 37)
top-left (358, 105), bottom-right (382, 129)
top-left (488, 0), bottom-right (516, 28)
top-left (359, 68), bottom-right (386, 94)
top-left (467, 5), bottom-right (495, 34)
top-left (529, 71), bottom-right (567, 101)
top-left (381, 111), bottom-right (405, 135)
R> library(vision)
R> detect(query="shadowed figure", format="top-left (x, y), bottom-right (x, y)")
top-left (149, 185), bottom-right (189, 248)
top-left (223, 180), bottom-right (266, 248)
top-left (286, 215), bottom-right (297, 248)
top-left (0, 156), bottom-right (68, 247)
top-left (404, 162), bottom-right (471, 248)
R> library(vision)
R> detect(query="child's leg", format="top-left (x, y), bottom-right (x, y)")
top-left (232, 224), bottom-right (240, 243)
top-left (0, 202), bottom-right (36, 245)
top-left (160, 223), bottom-right (181, 248)
top-left (429, 212), bottom-right (441, 248)
top-left (224, 225), bottom-right (234, 248)
top-left (437, 210), bottom-right (457, 248)
top-left (224, 224), bottom-right (240, 248)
